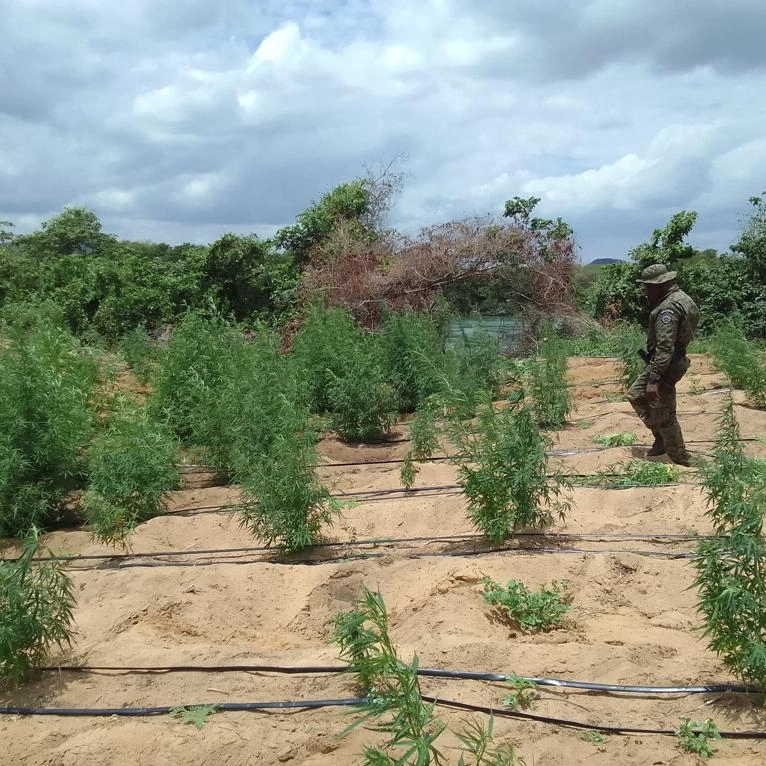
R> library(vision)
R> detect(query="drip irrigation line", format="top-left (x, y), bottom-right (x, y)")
top-left (422, 695), bottom-right (766, 739)
top-left (4, 694), bottom-right (766, 739)
top-left (0, 698), bottom-right (366, 718)
top-left (167, 476), bottom-right (703, 516)
top-left (48, 543), bottom-right (696, 572)
top-left (5, 531), bottom-right (713, 567)
top-left (39, 664), bottom-right (760, 696)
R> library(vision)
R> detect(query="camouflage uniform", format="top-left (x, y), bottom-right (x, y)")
top-left (627, 265), bottom-right (700, 465)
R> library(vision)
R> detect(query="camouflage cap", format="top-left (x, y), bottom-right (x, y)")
top-left (637, 263), bottom-right (677, 284)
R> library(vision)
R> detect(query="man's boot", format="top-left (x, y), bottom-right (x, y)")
top-left (658, 424), bottom-right (691, 467)
top-left (647, 432), bottom-right (666, 457)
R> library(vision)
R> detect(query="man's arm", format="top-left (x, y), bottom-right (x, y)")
top-left (648, 308), bottom-right (679, 383)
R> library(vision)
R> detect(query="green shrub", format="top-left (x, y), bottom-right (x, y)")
top-left (291, 304), bottom-right (362, 412)
top-left (0, 320), bottom-right (98, 536)
top-left (448, 392), bottom-right (570, 541)
top-left (119, 327), bottom-right (156, 386)
top-left (482, 577), bottom-right (571, 632)
top-left (528, 330), bottom-right (570, 429)
top-left (84, 398), bottom-right (180, 546)
top-left (0, 531), bottom-right (75, 686)
top-left (708, 322), bottom-right (766, 408)
top-left (328, 343), bottom-right (398, 442)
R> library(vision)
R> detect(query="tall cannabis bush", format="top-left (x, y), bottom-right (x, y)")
top-left (0, 531), bottom-right (75, 686)
top-left (694, 397), bottom-right (766, 687)
top-left (708, 322), bottom-right (766, 408)
top-left (223, 330), bottom-right (338, 553)
top-left (378, 309), bottom-right (445, 412)
top-left (0, 320), bottom-right (98, 536)
top-left (327, 339), bottom-right (399, 442)
top-left (149, 313), bottom-right (239, 465)
top-left (119, 326), bottom-right (157, 386)
top-left (291, 304), bottom-right (363, 413)
top-left (528, 329), bottom-right (571, 429)
top-left (84, 398), bottom-right (180, 546)
top-left (449, 392), bottom-right (570, 541)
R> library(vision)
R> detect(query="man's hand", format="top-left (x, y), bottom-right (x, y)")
top-left (646, 382), bottom-right (660, 403)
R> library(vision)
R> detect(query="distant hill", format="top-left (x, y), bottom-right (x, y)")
top-left (588, 258), bottom-right (624, 265)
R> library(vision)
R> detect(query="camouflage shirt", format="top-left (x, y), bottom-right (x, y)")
top-left (646, 285), bottom-right (700, 383)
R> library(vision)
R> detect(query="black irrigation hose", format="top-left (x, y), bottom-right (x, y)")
top-left (39, 663), bottom-right (761, 696)
top-left (0, 698), bottom-right (366, 717)
top-left (4, 694), bottom-right (766, 739)
top-left (422, 695), bottom-right (766, 739)
top-left (6, 531), bottom-right (714, 566)
top-left (45, 544), bottom-right (696, 572)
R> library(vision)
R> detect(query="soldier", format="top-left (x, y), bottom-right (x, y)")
top-left (627, 264), bottom-right (700, 466)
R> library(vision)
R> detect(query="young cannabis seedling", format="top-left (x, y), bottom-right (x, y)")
top-left (482, 577), bottom-right (571, 632)
top-left (581, 731), bottom-right (608, 749)
top-left (0, 531), bottom-right (75, 686)
top-left (169, 704), bottom-right (219, 730)
top-left (593, 432), bottom-right (638, 447)
top-left (454, 717), bottom-right (525, 766)
top-left (332, 588), bottom-right (523, 765)
top-left (503, 674), bottom-right (539, 711)
top-left (577, 460), bottom-right (680, 488)
top-left (675, 718), bottom-right (720, 759)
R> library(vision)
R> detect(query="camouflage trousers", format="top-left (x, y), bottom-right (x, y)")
top-left (627, 357), bottom-right (691, 464)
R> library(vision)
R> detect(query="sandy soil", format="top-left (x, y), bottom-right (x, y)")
top-left (2, 355), bottom-right (766, 765)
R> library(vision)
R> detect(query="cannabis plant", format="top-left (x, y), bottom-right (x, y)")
top-left (449, 392), bottom-right (570, 541)
top-left (0, 531), bottom-right (75, 686)
top-left (332, 588), bottom-right (523, 766)
top-left (578, 460), bottom-right (680, 488)
top-left (593, 432), bottom-right (638, 447)
top-left (675, 718), bottom-right (720, 759)
top-left (482, 578), bottom-right (571, 632)
top-left (119, 326), bottom-right (156, 386)
top-left (613, 322), bottom-right (647, 390)
top-left (291, 304), bottom-right (365, 413)
top-left (227, 330), bottom-right (338, 553)
top-left (694, 395), bottom-right (766, 687)
top-left (528, 330), bottom-right (571, 429)
top-left (84, 397), bottom-right (180, 546)
top-left (708, 322), bottom-right (766, 408)
top-left (328, 341), bottom-right (399, 443)
top-left (379, 309), bottom-right (445, 412)
top-left (0, 319), bottom-right (98, 536)
top-left (149, 313), bottom-right (239, 447)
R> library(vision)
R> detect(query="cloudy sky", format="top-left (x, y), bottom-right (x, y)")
top-left (2, 0), bottom-right (766, 261)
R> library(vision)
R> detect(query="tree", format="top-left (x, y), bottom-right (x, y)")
top-left (203, 233), bottom-right (297, 322)
top-left (0, 220), bottom-right (14, 244)
top-left (274, 180), bottom-right (374, 266)
top-left (16, 208), bottom-right (116, 261)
